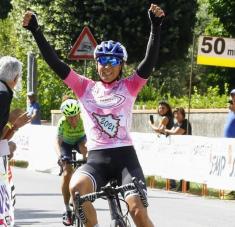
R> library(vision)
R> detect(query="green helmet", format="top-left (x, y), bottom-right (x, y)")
top-left (60, 99), bottom-right (80, 117)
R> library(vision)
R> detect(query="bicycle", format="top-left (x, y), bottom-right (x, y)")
top-left (58, 149), bottom-right (87, 226)
top-left (73, 177), bottom-right (148, 227)
top-left (58, 149), bottom-right (86, 176)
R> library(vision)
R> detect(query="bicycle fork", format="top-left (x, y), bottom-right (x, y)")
top-left (107, 195), bottom-right (126, 227)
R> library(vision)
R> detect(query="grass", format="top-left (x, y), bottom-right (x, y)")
top-left (9, 159), bottom-right (29, 168)
top-left (146, 176), bottom-right (225, 199)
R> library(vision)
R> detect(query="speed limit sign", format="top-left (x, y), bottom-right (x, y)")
top-left (197, 36), bottom-right (235, 68)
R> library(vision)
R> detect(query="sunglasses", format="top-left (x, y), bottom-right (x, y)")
top-left (97, 56), bottom-right (122, 67)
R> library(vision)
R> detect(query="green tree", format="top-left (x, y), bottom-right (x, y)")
top-left (208, 0), bottom-right (235, 36)
top-left (11, 0), bottom-right (197, 64)
top-left (0, 18), bottom-right (27, 109)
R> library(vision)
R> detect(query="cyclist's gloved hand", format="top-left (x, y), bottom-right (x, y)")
top-left (22, 11), bottom-right (39, 32)
top-left (148, 4), bottom-right (165, 26)
top-left (57, 157), bottom-right (63, 167)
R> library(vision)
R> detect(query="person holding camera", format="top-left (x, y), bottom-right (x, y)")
top-left (149, 101), bottom-right (174, 134)
top-left (224, 89), bottom-right (235, 138)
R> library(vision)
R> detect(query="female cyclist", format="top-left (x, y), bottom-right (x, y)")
top-left (23, 4), bottom-right (164, 227)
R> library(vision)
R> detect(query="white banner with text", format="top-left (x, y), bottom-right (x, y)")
top-left (12, 125), bottom-right (235, 190)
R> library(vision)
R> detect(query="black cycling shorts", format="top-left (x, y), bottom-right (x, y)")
top-left (60, 135), bottom-right (86, 162)
top-left (76, 146), bottom-right (147, 196)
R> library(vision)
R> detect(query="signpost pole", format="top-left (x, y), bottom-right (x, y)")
top-left (188, 34), bottom-right (196, 132)
top-left (84, 59), bottom-right (87, 76)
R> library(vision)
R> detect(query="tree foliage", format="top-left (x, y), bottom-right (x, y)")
top-left (11, 0), bottom-right (197, 64)
top-left (0, 18), bottom-right (27, 109)
top-left (208, 0), bottom-right (235, 36)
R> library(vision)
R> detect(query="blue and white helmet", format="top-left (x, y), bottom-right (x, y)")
top-left (94, 40), bottom-right (128, 62)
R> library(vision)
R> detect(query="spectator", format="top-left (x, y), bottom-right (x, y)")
top-left (27, 91), bottom-right (41, 125)
top-left (224, 89), bottom-right (235, 138)
top-left (163, 107), bottom-right (192, 191)
top-left (0, 56), bottom-right (30, 226)
top-left (0, 56), bottom-right (30, 142)
top-left (224, 89), bottom-right (235, 199)
top-left (149, 101), bottom-right (174, 134)
top-left (164, 107), bottom-right (192, 136)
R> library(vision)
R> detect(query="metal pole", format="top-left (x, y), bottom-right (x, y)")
top-left (27, 52), bottom-right (37, 109)
top-left (27, 52), bottom-right (37, 94)
top-left (84, 59), bottom-right (87, 76)
top-left (27, 52), bottom-right (33, 93)
top-left (188, 34), bottom-right (196, 133)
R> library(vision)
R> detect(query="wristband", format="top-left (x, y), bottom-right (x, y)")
top-left (6, 122), bottom-right (14, 130)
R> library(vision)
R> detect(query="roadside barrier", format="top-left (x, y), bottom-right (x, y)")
top-left (11, 125), bottom-right (235, 193)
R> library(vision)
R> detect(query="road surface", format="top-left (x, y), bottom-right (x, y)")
top-left (13, 168), bottom-right (235, 227)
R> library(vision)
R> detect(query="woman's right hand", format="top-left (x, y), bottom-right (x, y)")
top-left (13, 112), bottom-right (31, 129)
top-left (149, 120), bottom-right (159, 132)
top-left (22, 11), bottom-right (39, 32)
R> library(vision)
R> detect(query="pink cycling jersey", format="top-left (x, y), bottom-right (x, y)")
top-left (64, 70), bottom-right (147, 151)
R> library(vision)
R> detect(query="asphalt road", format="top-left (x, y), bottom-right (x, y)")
top-left (13, 168), bottom-right (235, 227)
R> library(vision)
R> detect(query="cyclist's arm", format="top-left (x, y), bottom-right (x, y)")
top-left (136, 8), bottom-right (164, 79)
top-left (23, 12), bottom-right (70, 80)
top-left (55, 135), bottom-right (63, 158)
top-left (23, 12), bottom-right (91, 97)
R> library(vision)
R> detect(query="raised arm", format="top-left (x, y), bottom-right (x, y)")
top-left (22, 11), bottom-right (70, 80)
top-left (136, 4), bottom-right (164, 79)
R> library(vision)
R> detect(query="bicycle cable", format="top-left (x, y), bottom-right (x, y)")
top-left (118, 197), bottom-right (130, 219)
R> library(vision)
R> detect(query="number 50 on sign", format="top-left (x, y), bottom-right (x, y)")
top-left (197, 36), bottom-right (235, 68)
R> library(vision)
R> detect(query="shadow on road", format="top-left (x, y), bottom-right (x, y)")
top-left (14, 221), bottom-right (41, 226)
top-left (148, 195), bottom-right (185, 200)
top-left (16, 193), bottom-right (61, 197)
top-left (15, 208), bottom-right (61, 220)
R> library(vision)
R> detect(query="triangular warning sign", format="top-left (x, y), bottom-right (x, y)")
top-left (68, 26), bottom-right (98, 60)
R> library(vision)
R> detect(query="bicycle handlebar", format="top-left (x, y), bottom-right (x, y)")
top-left (76, 177), bottom-right (148, 207)
top-left (58, 159), bottom-right (86, 176)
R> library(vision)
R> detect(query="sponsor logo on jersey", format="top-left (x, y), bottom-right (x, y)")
top-left (87, 94), bottom-right (126, 109)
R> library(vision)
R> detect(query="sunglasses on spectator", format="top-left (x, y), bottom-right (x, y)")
top-left (97, 56), bottom-right (122, 67)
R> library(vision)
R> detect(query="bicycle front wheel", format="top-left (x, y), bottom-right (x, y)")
top-left (73, 214), bottom-right (83, 227)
